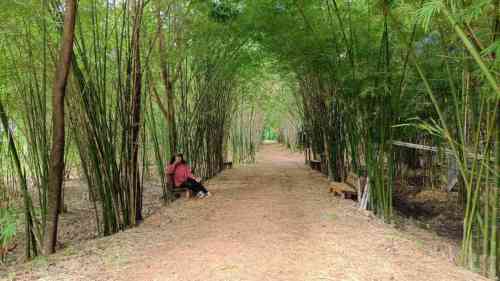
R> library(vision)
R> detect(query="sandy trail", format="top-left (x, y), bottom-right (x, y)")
top-left (10, 144), bottom-right (486, 281)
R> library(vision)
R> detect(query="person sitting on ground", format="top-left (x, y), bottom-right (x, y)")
top-left (166, 153), bottom-right (211, 198)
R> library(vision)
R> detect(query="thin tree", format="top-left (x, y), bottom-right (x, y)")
top-left (129, 0), bottom-right (145, 223)
top-left (44, 0), bottom-right (78, 255)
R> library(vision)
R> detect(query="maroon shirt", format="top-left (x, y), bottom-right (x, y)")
top-left (166, 163), bottom-right (193, 187)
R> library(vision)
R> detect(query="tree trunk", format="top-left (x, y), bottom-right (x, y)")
top-left (44, 0), bottom-right (77, 255)
top-left (130, 0), bottom-right (144, 223)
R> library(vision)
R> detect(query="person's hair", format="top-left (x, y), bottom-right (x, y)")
top-left (169, 153), bottom-right (186, 165)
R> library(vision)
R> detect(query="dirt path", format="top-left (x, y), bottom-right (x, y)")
top-left (9, 144), bottom-right (486, 281)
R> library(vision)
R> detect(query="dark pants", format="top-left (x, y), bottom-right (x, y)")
top-left (181, 178), bottom-right (208, 195)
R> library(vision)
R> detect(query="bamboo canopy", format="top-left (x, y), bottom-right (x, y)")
top-left (0, 0), bottom-right (498, 278)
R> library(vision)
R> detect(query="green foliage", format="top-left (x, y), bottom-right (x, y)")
top-left (262, 127), bottom-right (278, 141)
top-left (208, 0), bottom-right (242, 23)
top-left (416, 1), bottom-right (443, 32)
top-left (0, 207), bottom-right (17, 262)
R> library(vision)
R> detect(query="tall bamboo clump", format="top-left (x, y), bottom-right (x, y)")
top-left (67, 0), bottom-right (147, 235)
top-left (178, 56), bottom-right (240, 178)
top-left (230, 100), bottom-right (264, 165)
top-left (414, 1), bottom-right (499, 276)
top-left (171, 5), bottom-right (254, 176)
top-left (149, 0), bottom-right (263, 194)
top-left (278, 114), bottom-right (301, 151)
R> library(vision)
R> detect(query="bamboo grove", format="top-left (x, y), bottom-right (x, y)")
top-left (0, 0), bottom-right (265, 261)
top-left (244, 0), bottom-right (499, 277)
top-left (0, 0), bottom-right (499, 279)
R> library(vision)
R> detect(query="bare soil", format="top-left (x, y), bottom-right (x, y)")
top-left (2, 144), bottom-right (488, 281)
top-left (393, 170), bottom-right (464, 242)
top-left (1, 177), bottom-right (165, 267)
